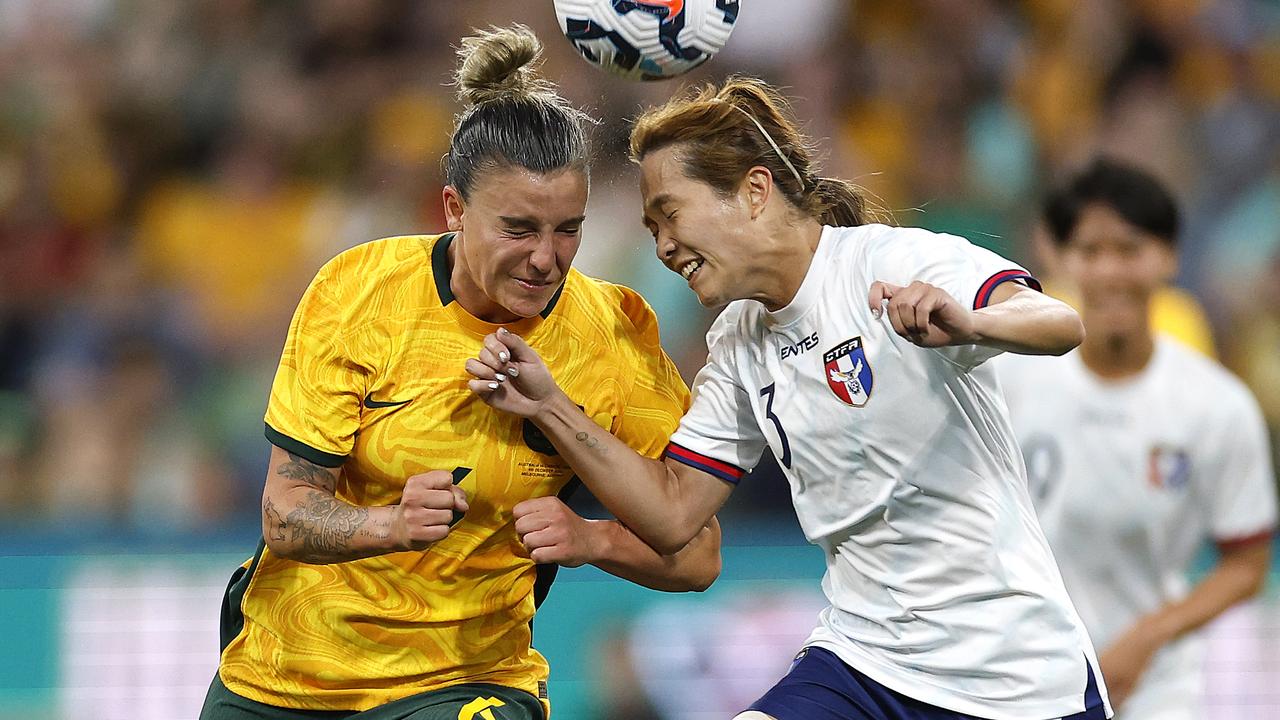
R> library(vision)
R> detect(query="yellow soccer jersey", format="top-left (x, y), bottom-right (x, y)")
top-left (219, 233), bottom-right (690, 711)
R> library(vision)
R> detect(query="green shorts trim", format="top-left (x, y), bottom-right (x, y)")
top-left (199, 674), bottom-right (545, 720)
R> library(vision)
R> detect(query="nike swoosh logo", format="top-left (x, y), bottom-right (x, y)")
top-left (363, 393), bottom-right (411, 409)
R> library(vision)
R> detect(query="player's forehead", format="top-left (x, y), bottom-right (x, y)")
top-left (471, 164), bottom-right (588, 215)
top-left (639, 145), bottom-right (703, 208)
top-left (1068, 203), bottom-right (1159, 250)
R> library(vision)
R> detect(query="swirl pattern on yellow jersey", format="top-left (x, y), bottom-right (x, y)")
top-left (218, 234), bottom-right (688, 711)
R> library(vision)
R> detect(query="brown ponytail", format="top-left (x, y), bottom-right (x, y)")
top-left (630, 76), bottom-right (888, 227)
top-left (813, 177), bottom-right (876, 227)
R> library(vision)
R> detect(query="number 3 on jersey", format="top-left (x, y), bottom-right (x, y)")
top-left (759, 383), bottom-right (792, 469)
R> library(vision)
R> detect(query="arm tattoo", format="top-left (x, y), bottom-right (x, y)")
top-left (273, 453), bottom-right (383, 562)
top-left (277, 452), bottom-right (338, 493)
top-left (263, 496), bottom-right (286, 542)
top-left (283, 490), bottom-right (370, 563)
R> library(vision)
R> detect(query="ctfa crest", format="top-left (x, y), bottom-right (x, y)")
top-left (1148, 445), bottom-right (1190, 491)
top-left (823, 336), bottom-right (873, 407)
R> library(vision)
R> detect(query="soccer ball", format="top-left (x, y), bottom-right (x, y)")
top-left (552, 0), bottom-right (740, 81)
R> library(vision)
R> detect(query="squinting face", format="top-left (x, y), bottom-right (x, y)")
top-left (445, 166), bottom-right (587, 322)
top-left (1061, 202), bottom-right (1175, 329)
top-left (639, 145), bottom-right (754, 308)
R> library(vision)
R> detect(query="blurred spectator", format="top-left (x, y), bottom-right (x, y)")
top-left (1226, 251), bottom-right (1280, 471)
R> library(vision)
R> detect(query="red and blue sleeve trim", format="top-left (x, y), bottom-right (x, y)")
top-left (663, 442), bottom-right (746, 485)
top-left (1214, 527), bottom-right (1275, 553)
top-left (973, 269), bottom-right (1042, 309)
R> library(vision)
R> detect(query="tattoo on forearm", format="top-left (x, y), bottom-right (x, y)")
top-left (282, 490), bottom-right (370, 562)
top-left (263, 496), bottom-right (286, 542)
top-left (278, 452), bottom-right (338, 493)
top-left (575, 430), bottom-right (602, 450)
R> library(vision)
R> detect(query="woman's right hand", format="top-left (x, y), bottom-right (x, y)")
top-left (391, 470), bottom-right (469, 551)
top-left (466, 327), bottom-right (564, 418)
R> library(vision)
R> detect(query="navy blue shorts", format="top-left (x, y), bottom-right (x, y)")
top-left (747, 647), bottom-right (1107, 720)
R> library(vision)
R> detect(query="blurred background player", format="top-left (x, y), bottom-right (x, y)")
top-left (200, 25), bottom-right (719, 720)
top-left (997, 158), bottom-right (1277, 718)
top-left (467, 77), bottom-right (1109, 720)
top-left (1028, 225), bottom-right (1218, 358)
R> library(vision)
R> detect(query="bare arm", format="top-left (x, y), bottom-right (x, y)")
top-left (526, 392), bottom-right (731, 555)
top-left (261, 444), bottom-right (467, 564)
top-left (1099, 539), bottom-right (1271, 707)
top-left (589, 517), bottom-right (722, 592)
top-left (1157, 539), bottom-right (1271, 636)
top-left (513, 495), bottom-right (722, 592)
top-left (466, 328), bottom-right (733, 555)
top-left (970, 282), bottom-right (1085, 356)
top-left (869, 280), bottom-right (1084, 356)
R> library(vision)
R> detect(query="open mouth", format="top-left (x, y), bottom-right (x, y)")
top-left (679, 258), bottom-right (704, 283)
top-left (514, 277), bottom-right (555, 291)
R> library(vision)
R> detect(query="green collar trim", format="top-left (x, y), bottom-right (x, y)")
top-left (431, 232), bottom-right (564, 319)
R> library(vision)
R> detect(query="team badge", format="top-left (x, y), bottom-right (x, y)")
top-left (1148, 445), bottom-right (1190, 491)
top-left (823, 336), bottom-right (873, 407)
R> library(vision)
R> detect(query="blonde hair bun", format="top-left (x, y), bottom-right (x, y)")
top-left (456, 24), bottom-right (555, 107)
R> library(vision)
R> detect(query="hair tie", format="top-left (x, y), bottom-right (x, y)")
top-left (733, 106), bottom-right (805, 189)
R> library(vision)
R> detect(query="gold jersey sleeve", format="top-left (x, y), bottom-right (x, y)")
top-left (263, 249), bottom-right (371, 465)
top-left (221, 234), bottom-right (689, 712)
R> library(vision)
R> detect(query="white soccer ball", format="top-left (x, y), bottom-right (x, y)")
top-left (552, 0), bottom-right (740, 81)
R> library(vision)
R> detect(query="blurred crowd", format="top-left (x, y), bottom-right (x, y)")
top-left (1, 0), bottom-right (1278, 530)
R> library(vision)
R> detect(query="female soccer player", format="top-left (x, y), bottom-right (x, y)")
top-left (467, 77), bottom-right (1109, 720)
top-left (200, 25), bottom-right (720, 720)
top-left (998, 159), bottom-right (1275, 719)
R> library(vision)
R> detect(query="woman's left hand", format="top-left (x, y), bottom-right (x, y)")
top-left (869, 280), bottom-right (977, 347)
top-left (466, 327), bottom-right (563, 418)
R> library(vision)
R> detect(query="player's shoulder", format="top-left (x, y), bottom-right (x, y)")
top-left (311, 234), bottom-right (435, 299)
top-left (1156, 338), bottom-right (1257, 412)
top-left (849, 222), bottom-right (967, 249)
top-left (705, 300), bottom-right (757, 349)
top-left (820, 223), bottom-right (895, 261)
top-left (560, 270), bottom-right (664, 349)
top-left (841, 223), bottom-right (980, 272)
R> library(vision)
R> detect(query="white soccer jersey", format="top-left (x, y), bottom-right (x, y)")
top-left (665, 224), bottom-right (1109, 720)
top-left (997, 339), bottom-right (1277, 719)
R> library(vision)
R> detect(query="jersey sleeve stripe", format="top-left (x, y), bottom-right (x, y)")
top-left (663, 442), bottom-right (745, 484)
top-left (1214, 527), bottom-right (1276, 552)
top-left (973, 269), bottom-right (1043, 309)
top-left (264, 423), bottom-right (348, 468)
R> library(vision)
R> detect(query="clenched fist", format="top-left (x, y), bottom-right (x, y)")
top-left (513, 496), bottom-right (598, 567)
top-left (391, 470), bottom-right (468, 551)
